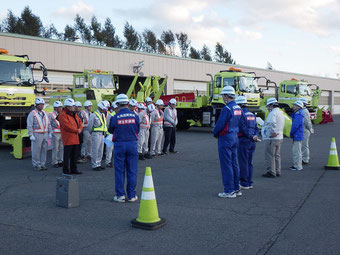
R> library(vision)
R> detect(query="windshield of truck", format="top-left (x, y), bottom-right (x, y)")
top-left (299, 84), bottom-right (311, 96)
top-left (89, 74), bottom-right (114, 89)
top-left (223, 78), bottom-right (235, 88)
top-left (0, 61), bottom-right (33, 85)
top-left (238, 77), bottom-right (258, 93)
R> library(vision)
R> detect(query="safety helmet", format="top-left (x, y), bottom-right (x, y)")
top-left (266, 97), bottom-right (278, 106)
top-left (145, 97), bottom-right (153, 103)
top-left (116, 94), bottom-right (129, 104)
top-left (235, 96), bottom-right (247, 105)
top-left (293, 100), bottom-right (304, 108)
top-left (97, 101), bottom-right (107, 110)
top-left (220, 86), bottom-right (235, 97)
top-left (35, 98), bottom-right (45, 105)
top-left (137, 103), bottom-right (146, 109)
top-left (129, 99), bottom-right (138, 107)
top-left (112, 101), bottom-right (118, 109)
top-left (155, 99), bottom-right (164, 106)
top-left (299, 98), bottom-right (308, 105)
top-left (84, 101), bottom-right (93, 107)
top-left (75, 101), bottom-right (82, 107)
top-left (169, 98), bottom-right (177, 105)
top-left (53, 101), bottom-right (63, 108)
top-left (64, 98), bottom-right (75, 107)
top-left (147, 104), bottom-right (155, 112)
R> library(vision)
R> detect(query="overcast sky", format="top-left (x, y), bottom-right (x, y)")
top-left (2, 0), bottom-right (340, 78)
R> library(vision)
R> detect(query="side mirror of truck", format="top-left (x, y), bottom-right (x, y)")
top-left (43, 76), bottom-right (49, 83)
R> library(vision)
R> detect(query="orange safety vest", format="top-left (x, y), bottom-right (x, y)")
top-left (140, 111), bottom-right (150, 128)
top-left (50, 111), bottom-right (61, 133)
top-left (32, 110), bottom-right (49, 133)
top-left (153, 109), bottom-right (163, 125)
top-left (164, 107), bottom-right (177, 126)
top-left (82, 110), bottom-right (90, 127)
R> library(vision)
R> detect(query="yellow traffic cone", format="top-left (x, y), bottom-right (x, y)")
top-left (131, 167), bottom-right (166, 230)
top-left (324, 137), bottom-right (340, 170)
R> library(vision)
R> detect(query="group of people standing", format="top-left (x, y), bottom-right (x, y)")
top-left (214, 86), bottom-right (313, 198)
top-left (26, 94), bottom-right (179, 202)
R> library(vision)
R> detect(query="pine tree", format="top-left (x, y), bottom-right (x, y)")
top-left (102, 18), bottom-right (122, 48)
top-left (176, 32), bottom-right (190, 57)
top-left (17, 6), bottom-right (43, 36)
top-left (161, 30), bottom-right (176, 55)
top-left (214, 42), bottom-right (235, 64)
top-left (201, 44), bottom-right (212, 61)
top-left (123, 22), bottom-right (140, 50)
top-left (74, 14), bottom-right (92, 43)
top-left (142, 29), bottom-right (157, 53)
top-left (63, 25), bottom-right (77, 41)
top-left (189, 47), bottom-right (201, 59)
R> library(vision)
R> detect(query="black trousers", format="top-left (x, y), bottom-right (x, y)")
top-left (163, 127), bottom-right (176, 152)
top-left (63, 144), bottom-right (79, 172)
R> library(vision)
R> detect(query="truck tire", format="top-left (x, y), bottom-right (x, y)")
top-left (177, 118), bottom-right (190, 130)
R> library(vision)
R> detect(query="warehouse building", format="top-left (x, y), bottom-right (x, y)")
top-left (1, 32), bottom-right (340, 113)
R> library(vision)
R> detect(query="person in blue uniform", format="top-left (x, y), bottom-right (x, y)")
top-left (235, 96), bottom-right (259, 190)
top-left (213, 86), bottom-right (243, 199)
top-left (108, 94), bottom-right (140, 203)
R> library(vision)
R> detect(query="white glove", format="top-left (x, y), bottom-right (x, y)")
top-left (30, 135), bottom-right (36, 141)
top-left (310, 129), bottom-right (314, 134)
top-left (48, 133), bottom-right (52, 139)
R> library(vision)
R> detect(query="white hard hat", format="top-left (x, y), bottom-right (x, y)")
top-left (53, 101), bottom-right (63, 108)
top-left (169, 98), bottom-right (177, 105)
top-left (103, 100), bottom-right (110, 107)
top-left (84, 101), bottom-right (93, 107)
top-left (75, 101), bottom-right (82, 107)
top-left (112, 101), bottom-right (118, 108)
top-left (64, 98), bottom-right (75, 107)
top-left (148, 103), bottom-right (155, 112)
top-left (129, 99), bottom-right (138, 107)
top-left (235, 96), bottom-right (247, 105)
top-left (145, 97), bottom-right (152, 103)
top-left (266, 97), bottom-right (278, 106)
top-left (155, 99), bottom-right (164, 106)
top-left (35, 98), bottom-right (45, 105)
top-left (299, 98), bottom-right (308, 105)
top-left (137, 103), bottom-right (146, 109)
top-left (220, 86), bottom-right (235, 97)
top-left (116, 94), bottom-right (129, 104)
top-left (294, 100), bottom-right (304, 108)
top-left (97, 101), bottom-right (107, 110)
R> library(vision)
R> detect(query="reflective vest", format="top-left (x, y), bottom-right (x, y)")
top-left (50, 111), bottom-right (61, 133)
top-left (140, 111), bottom-right (150, 128)
top-left (82, 110), bottom-right (91, 127)
top-left (92, 111), bottom-right (108, 132)
top-left (164, 107), bottom-right (177, 126)
top-left (32, 110), bottom-right (49, 133)
top-left (153, 109), bottom-right (163, 126)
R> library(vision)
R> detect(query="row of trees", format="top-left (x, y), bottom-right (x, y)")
top-left (0, 7), bottom-right (235, 64)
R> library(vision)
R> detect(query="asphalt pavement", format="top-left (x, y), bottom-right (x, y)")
top-left (0, 116), bottom-right (339, 255)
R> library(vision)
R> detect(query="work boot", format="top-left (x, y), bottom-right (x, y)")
top-left (93, 167), bottom-right (102, 171)
top-left (34, 166), bottom-right (42, 171)
top-left (41, 166), bottom-right (48, 171)
top-left (169, 150), bottom-right (178, 154)
top-left (138, 153), bottom-right (145, 160)
top-left (262, 172), bottom-right (275, 178)
top-left (53, 164), bottom-right (59, 168)
top-left (86, 156), bottom-right (91, 160)
top-left (71, 170), bottom-right (82, 174)
top-left (106, 162), bottom-right (113, 168)
top-left (101, 165), bottom-right (106, 170)
top-left (58, 162), bottom-right (63, 167)
top-left (145, 154), bottom-right (153, 159)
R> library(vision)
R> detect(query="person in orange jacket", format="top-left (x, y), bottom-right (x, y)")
top-left (57, 98), bottom-right (83, 174)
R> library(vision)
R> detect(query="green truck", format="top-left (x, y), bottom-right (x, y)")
top-left (163, 67), bottom-right (273, 129)
top-left (275, 78), bottom-right (321, 120)
top-left (0, 48), bottom-right (49, 158)
top-left (49, 69), bottom-right (168, 107)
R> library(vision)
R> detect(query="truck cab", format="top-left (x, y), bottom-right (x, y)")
top-left (50, 69), bottom-right (119, 109)
top-left (278, 78), bottom-right (319, 119)
top-left (208, 67), bottom-right (262, 113)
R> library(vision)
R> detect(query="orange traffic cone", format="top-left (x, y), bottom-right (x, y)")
top-left (131, 167), bottom-right (166, 230)
top-left (324, 137), bottom-right (340, 170)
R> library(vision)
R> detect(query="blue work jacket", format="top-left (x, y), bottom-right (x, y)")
top-left (290, 109), bottom-right (304, 141)
top-left (108, 108), bottom-right (140, 142)
top-left (213, 100), bottom-right (242, 138)
top-left (238, 108), bottom-right (259, 141)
